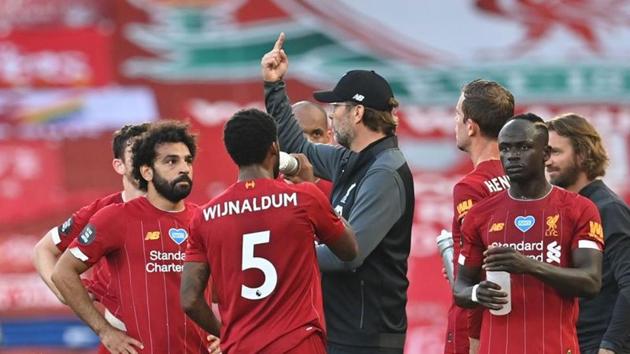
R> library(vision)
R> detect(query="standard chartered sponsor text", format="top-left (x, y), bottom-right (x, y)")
top-left (491, 241), bottom-right (545, 261)
top-left (203, 192), bottom-right (298, 221)
top-left (146, 250), bottom-right (185, 273)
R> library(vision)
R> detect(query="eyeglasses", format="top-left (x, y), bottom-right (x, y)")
top-left (327, 102), bottom-right (355, 115)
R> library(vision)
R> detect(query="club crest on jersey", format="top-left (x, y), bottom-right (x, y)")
top-left (545, 214), bottom-right (559, 237)
top-left (514, 215), bottom-right (535, 233)
top-left (168, 228), bottom-right (188, 245)
top-left (78, 224), bottom-right (96, 245)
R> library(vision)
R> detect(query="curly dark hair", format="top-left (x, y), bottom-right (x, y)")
top-left (462, 79), bottom-right (515, 139)
top-left (132, 121), bottom-right (197, 191)
top-left (224, 108), bottom-right (277, 166)
top-left (547, 113), bottom-right (609, 179)
top-left (112, 123), bottom-right (151, 159)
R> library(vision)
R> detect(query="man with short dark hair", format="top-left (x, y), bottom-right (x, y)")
top-left (547, 113), bottom-right (630, 354)
top-left (262, 33), bottom-right (414, 353)
top-left (181, 108), bottom-right (357, 353)
top-left (454, 115), bottom-right (604, 354)
top-left (445, 79), bottom-right (514, 354)
top-left (52, 121), bottom-right (209, 354)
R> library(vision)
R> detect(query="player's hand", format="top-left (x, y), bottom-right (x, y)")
top-left (469, 337), bottom-right (479, 354)
top-left (598, 349), bottom-right (615, 354)
top-left (474, 280), bottom-right (508, 311)
top-left (99, 326), bottom-right (143, 354)
top-left (285, 153), bottom-right (316, 184)
top-left (207, 334), bottom-right (222, 354)
top-left (261, 32), bottom-right (288, 82)
top-left (483, 246), bottom-right (532, 274)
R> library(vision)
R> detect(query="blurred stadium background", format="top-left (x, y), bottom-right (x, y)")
top-left (1, 0), bottom-right (630, 353)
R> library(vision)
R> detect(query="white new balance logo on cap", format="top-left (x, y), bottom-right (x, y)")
top-left (352, 94), bottom-right (365, 101)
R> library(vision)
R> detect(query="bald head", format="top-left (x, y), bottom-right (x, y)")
top-left (292, 101), bottom-right (332, 144)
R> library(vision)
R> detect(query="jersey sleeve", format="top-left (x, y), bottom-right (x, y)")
top-left (67, 204), bottom-right (125, 267)
top-left (302, 183), bottom-right (346, 245)
top-left (459, 211), bottom-right (485, 267)
top-left (571, 197), bottom-right (605, 251)
top-left (185, 210), bottom-right (208, 264)
top-left (452, 181), bottom-right (486, 225)
top-left (53, 200), bottom-right (102, 252)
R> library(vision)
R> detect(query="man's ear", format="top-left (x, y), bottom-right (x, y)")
top-left (352, 105), bottom-right (364, 125)
top-left (140, 165), bottom-right (153, 183)
top-left (112, 158), bottom-right (125, 176)
top-left (466, 118), bottom-right (479, 137)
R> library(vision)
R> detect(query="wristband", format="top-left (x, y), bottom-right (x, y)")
top-left (471, 284), bottom-right (480, 303)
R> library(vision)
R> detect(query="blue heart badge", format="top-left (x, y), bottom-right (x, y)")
top-left (168, 228), bottom-right (188, 245)
top-left (514, 216), bottom-right (536, 233)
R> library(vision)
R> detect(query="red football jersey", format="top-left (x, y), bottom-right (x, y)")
top-left (68, 197), bottom-right (207, 354)
top-left (315, 178), bottom-right (333, 199)
top-left (186, 178), bottom-right (345, 354)
top-left (446, 159), bottom-right (507, 353)
top-left (460, 187), bottom-right (604, 354)
top-left (53, 191), bottom-right (123, 313)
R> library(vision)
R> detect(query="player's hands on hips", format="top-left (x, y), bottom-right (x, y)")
top-left (474, 280), bottom-right (509, 311)
top-left (483, 246), bottom-right (532, 274)
top-left (99, 326), bottom-right (143, 354)
top-left (207, 334), bottom-right (222, 354)
top-left (261, 32), bottom-right (288, 82)
top-left (285, 153), bottom-right (316, 184)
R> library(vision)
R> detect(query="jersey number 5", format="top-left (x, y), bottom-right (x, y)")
top-left (241, 231), bottom-right (278, 300)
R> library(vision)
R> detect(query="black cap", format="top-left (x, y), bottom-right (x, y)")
top-left (313, 70), bottom-right (394, 111)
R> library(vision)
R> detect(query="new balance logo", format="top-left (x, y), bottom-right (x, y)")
top-left (145, 231), bottom-right (160, 240)
top-left (352, 94), bottom-right (365, 102)
top-left (546, 241), bottom-right (561, 264)
top-left (489, 223), bottom-right (505, 232)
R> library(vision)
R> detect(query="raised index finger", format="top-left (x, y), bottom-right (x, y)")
top-left (273, 32), bottom-right (285, 51)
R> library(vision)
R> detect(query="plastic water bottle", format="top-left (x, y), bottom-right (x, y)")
top-left (279, 152), bottom-right (300, 176)
top-left (486, 270), bottom-right (511, 315)
top-left (436, 230), bottom-right (455, 288)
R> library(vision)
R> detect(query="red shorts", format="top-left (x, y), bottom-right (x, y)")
top-left (285, 332), bottom-right (326, 354)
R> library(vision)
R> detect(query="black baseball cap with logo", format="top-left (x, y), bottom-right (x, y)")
top-left (313, 70), bottom-right (395, 111)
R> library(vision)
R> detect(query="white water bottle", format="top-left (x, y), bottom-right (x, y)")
top-left (485, 270), bottom-right (511, 316)
top-left (279, 152), bottom-right (300, 176)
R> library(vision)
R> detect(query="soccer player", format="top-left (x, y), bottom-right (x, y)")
top-left (33, 124), bottom-right (148, 326)
top-left (445, 79), bottom-right (514, 354)
top-left (547, 113), bottom-right (630, 354)
top-left (292, 100), bottom-right (333, 145)
top-left (52, 121), bottom-right (208, 354)
top-left (180, 108), bottom-right (358, 353)
top-left (454, 114), bottom-right (604, 354)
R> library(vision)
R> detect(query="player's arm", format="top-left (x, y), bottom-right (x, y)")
top-left (52, 250), bottom-right (143, 353)
top-left (483, 246), bottom-right (602, 297)
top-left (453, 263), bottom-right (508, 310)
top-left (322, 216), bottom-right (358, 261)
top-left (262, 33), bottom-right (347, 180)
top-left (317, 168), bottom-right (403, 271)
top-left (181, 262), bottom-right (221, 336)
top-left (592, 203), bottom-right (630, 352)
top-left (33, 228), bottom-right (65, 303)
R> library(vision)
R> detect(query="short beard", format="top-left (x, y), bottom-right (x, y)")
top-left (152, 170), bottom-right (192, 203)
top-left (549, 160), bottom-right (581, 189)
